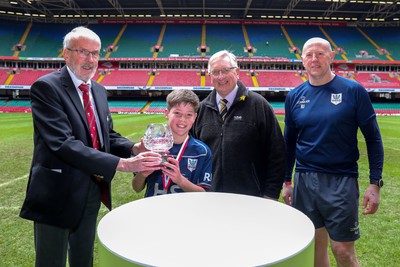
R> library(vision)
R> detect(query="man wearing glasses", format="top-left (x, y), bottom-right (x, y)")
top-left (20, 26), bottom-right (162, 267)
top-left (192, 50), bottom-right (286, 200)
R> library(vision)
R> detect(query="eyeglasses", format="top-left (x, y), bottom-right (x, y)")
top-left (209, 67), bottom-right (237, 77)
top-left (67, 48), bottom-right (101, 59)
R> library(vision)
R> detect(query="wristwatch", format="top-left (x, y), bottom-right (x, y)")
top-left (370, 179), bottom-right (384, 188)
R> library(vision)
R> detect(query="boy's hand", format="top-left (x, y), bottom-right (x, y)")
top-left (162, 157), bottom-right (184, 185)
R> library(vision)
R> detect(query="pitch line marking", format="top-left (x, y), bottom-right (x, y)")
top-left (0, 174), bottom-right (28, 188)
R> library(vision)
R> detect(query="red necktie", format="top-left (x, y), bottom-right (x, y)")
top-left (78, 83), bottom-right (111, 209)
top-left (78, 83), bottom-right (100, 150)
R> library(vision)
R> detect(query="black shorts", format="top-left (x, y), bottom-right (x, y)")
top-left (292, 172), bottom-right (360, 242)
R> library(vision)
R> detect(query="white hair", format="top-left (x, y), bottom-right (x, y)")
top-left (208, 50), bottom-right (238, 73)
top-left (63, 26), bottom-right (101, 49)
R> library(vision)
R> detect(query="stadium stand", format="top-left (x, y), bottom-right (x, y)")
top-left (0, 99), bottom-right (31, 113)
top-left (0, 19), bottom-right (399, 115)
top-left (245, 25), bottom-right (293, 59)
top-left (1, 96), bottom-right (397, 116)
top-left (269, 101), bottom-right (285, 115)
top-left (89, 24), bottom-right (131, 58)
top-left (0, 69), bottom-right (10, 84)
top-left (103, 23), bottom-right (163, 58)
top-left (283, 25), bottom-right (324, 57)
top-left (360, 27), bottom-right (400, 61)
top-left (372, 102), bottom-right (400, 116)
top-left (151, 70), bottom-right (202, 86)
top-left (99, 69), bottom-right (151, 86)
top-left (256, 71), bottom-right (304, 88)
top-left (205, 24), bottom-right (248, 57)
top-left (7, 69), bottom-right (53, 85)
top-left (321, 26), bottom-right (388, 61)
top-left (145, 100), bottom-right (167, 114)
top-left (238, 71), bottom-right (257, 87)
top-left (2, 21), bottom-right (397, 62)
top-left (18, 22), bottom-right (78, 58)
top-left (0, 20), bottom-right (28, 57)
top-left (354, 72), bottom-right (400, 88)
top-left (157, 24), bottom-right (203, 57)
top-left (108, 100), bottom-right (148, 113)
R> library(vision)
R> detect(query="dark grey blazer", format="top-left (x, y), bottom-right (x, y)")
top-left (20, 66), bottom-right (133, 228)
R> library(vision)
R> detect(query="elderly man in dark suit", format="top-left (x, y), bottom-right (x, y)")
top-left (20, 26), bottom-right (161, 267)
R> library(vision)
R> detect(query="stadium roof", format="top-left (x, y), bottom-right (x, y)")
top-left (0, 0), bottom-right (399, 27)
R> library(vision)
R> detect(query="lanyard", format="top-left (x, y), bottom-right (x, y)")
top-left (162, 135), bottom-right (190, 190)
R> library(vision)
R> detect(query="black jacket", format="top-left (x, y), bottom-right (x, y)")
top-left (20, 66), bottom-right (133, 228)
top-left (192, 81), bottom-right (286, 198)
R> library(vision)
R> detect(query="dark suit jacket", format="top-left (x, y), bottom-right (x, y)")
top-left (20, 66), bottom-right (134, 228)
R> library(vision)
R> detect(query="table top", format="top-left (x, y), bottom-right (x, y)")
top-left (98, 192), bottom-right (314, 267)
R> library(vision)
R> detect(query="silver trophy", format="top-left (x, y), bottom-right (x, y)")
top-left (143, 123), bottom-right (174, 162)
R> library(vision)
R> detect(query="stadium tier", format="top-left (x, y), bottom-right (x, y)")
top-left (2, 68), bottom-right (400, 91)
top-left (353, 72), bottom-right (400, 89)
top-left (361, 27), bottom-right (400, 60)
top-left (19, 23), bottom-right (78, 58)
top-left (2, 99), bottom-right (399, 115)
top-left (2, 68), bottom-right (398, 88)
top-left (6, 69), bottom-right (53, 86)
top-left (0, 68), bottom-right (9, 84)
top-left (0, 20), bottom-right (29, 57)
top-left (245, 25), bottom-right (293, 58)
top-left (256, 71), bottom-right (305, 88)
top-left (100, 70), bottom-right (151, 86)
top-left (0, 19), bottom-right (399, 114)
top-left (108, 100), bottom-right (148, 113)
top-left (158, 24), bottom-right (203, 57)
top-left (1, 20), bottom-right (400, 60)
top-left (151, 70), bottom-right (203, 86)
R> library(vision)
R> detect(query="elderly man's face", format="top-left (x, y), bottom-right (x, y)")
top-left (63, 37), bottom-right (100, 82)
top-left (209, 55), bottom-right (239, 98)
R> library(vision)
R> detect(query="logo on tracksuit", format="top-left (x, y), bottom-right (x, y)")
top-left (331, 93), bottom-right (342, 105)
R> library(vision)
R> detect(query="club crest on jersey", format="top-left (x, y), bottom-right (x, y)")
top-left (331, 93), bottom-right (342, 105)
top-left (187, 158), bottom-right (198, 172)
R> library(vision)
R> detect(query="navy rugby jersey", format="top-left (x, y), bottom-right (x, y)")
top-left (284, 75), bottom-right (383, 180)
top-left (144, 136), bottom-right (212, 197)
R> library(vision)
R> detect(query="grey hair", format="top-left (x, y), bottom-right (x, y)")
top-left (63, 26), bottom-right (101, 49)
top-left (208, 50), bottom-right (238, 73)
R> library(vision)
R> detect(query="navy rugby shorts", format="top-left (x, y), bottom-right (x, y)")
top-left (292, 172), bottom-right (360, 242)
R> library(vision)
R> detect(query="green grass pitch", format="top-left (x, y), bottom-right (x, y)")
top-left (0, 113), bottom-right (399, 266)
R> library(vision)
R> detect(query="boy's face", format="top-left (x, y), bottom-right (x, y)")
top-left (164, 103), bottom-right (197, 141)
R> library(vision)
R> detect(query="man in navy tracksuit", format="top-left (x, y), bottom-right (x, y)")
top-left (282, 37), bottom-right (384, 267)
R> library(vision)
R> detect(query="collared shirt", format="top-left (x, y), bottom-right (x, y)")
top-left (216, 85), bottom-right (238, 112)
top-left (66, 66), bottom-right (104, 147)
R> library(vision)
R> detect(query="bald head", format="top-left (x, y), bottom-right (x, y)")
top-left (302, 37), bottom-right (332, 56)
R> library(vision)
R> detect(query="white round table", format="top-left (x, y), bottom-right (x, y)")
top-left (97, 192), bottom-right (314, 267)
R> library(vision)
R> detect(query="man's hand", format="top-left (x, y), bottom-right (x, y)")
top-left (118, 151), bottom-right (162, 173)
top-left (362, 184), bottom-right (381, 215)
top-left (131, 138), bottom-right (148, 156)
top-left (282, 183), bottom-right (293, 205)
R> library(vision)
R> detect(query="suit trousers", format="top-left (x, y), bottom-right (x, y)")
top-left (34, 180), bottom-right (101, 267)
